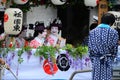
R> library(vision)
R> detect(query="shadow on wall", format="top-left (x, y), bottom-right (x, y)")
top-left (57, 3), bottom-right (89, 45)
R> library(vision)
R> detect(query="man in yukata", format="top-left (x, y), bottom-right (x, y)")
top-left (88, 13), bottom-right (119, 80)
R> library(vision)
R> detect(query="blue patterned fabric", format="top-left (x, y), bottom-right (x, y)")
top-left (88, 24), bottom-right (119, 80)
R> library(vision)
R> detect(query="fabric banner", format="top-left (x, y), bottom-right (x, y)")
top-left (2, 49), bottom-right (92, 80)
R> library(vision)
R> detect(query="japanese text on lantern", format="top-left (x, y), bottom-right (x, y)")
top-left (13, 11), bottom-right (22, 31)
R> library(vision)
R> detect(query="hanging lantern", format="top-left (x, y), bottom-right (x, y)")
top-left (108, 11), bottom-right (120, 29)
top-left (4, 8), bottom-right (23, 35)
top-left (51, 0), bottom-right (66, 5)
top-left (13, 0), bottom-right (28, 5)
top-left (1, 0), bottom-right (7, 3)
top-left (96, 0), bottom-right (99, 5)
top-left (84, 0), bottom-right (97, 7)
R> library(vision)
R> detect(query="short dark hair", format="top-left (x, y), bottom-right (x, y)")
top-left (101, 13), bottom-right (115, 26)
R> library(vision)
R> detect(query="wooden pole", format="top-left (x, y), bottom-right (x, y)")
top-left (98, 0), bottom-right (108, 24)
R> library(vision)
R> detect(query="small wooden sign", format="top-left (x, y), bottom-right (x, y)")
top-left (98, 0), bottom-right (108, 24)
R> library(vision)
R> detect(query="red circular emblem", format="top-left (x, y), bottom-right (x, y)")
top-left (4, 14), bottom-right (8, 22)
top-left (43, 59), bottom-right (58, 75)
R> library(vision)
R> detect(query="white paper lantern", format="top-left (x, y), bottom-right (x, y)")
top-left (13, 0), bottom-right (28, 5)
top-left (108, 11), bottom-right (120, 29)
top-left (4, 8), bottom-right (23, 35)
top-left (51, 0), bottom-right (66, 5)
top-left (84, 0), bottom-right (97, 7)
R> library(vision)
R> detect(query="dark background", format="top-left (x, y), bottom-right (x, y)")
top-left (57, 3), bottom-right (90, 45)
top-left (0, 11), bottom-right (4, 34)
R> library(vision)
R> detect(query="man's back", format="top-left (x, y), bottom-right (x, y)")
top-left (89, 27), bottom-right (118, 55)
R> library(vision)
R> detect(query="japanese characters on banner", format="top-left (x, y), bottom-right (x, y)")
top-left (13, 0), bottom-right (28, 5)
top-left (4, 8), bottom-right (23, 35)
top-left (51, 0), bottom-right (66, 5)
top-left (108, 11), bottom-right (120, 29)
top-left (84, 0), bottom-right (98, 7)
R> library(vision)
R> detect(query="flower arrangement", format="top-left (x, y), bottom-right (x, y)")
top-left (61, 44), bottom-right (88, 59)
top-left (34, 45), bottom-right (57, 63)
top-left (0, 43), bottom-right (88, 64)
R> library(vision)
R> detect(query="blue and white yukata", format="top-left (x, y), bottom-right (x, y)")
top-left (88, 24), bottom-right (119, 80)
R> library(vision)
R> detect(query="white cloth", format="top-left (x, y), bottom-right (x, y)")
top-left (2, 49), bottom-right (92, 80)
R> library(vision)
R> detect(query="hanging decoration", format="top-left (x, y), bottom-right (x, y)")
top-left (13, 0), bottom-right (28, 5)
top-left (1, 0), bottom-right (6, 4)
top-left (4, 8), bottom-right (23, 35)
top-left (51, 0), bottom-right (66, 5)
top-left (43, 59), bottom-right (58, 75)
top-left (108, 11), bottom-right (120, 29)
top-left (56, 54), bottom-right (70, 71)
top-left (84, 0), bottom-right (97, 7)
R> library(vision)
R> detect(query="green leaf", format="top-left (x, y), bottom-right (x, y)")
top-left (18, 57), bottom-right (24, 64)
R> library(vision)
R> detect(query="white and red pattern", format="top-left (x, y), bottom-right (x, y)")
top-left (30, 39), bottom-right (41, 48)
top-left (47, 36), bottom-right (54, 46)
top-left (46, 34), bottom-right (58, 47)
top-left (30, 37), bottom-right (44, 48)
